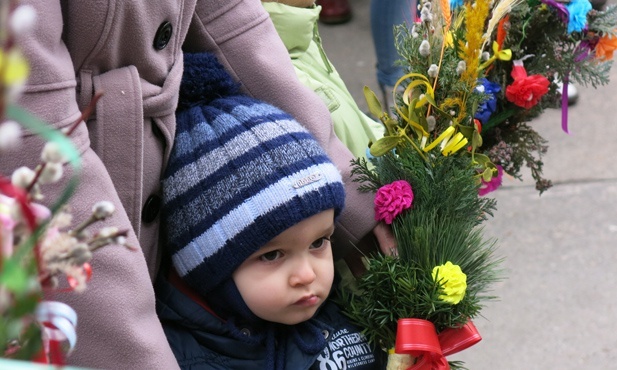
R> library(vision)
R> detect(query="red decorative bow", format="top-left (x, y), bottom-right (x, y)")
top-left (395, 318), bottom-right (482, 370)
top-left (0, 176), bottom-right (36, 230)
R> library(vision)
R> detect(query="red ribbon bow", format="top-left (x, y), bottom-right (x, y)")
top-left (0, 176), bottom-right (36, 230)
top-left (395, 318), bottom-right (482, 370)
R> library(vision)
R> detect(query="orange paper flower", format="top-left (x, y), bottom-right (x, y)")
top-left (596, 33), bottom-right (617, 61)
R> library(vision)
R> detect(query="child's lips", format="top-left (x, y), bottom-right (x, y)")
top-left (294, 294), bottom-right (320, 306)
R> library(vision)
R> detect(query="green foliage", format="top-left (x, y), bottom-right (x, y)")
top-left (342, 148), bottom-right (502, 351)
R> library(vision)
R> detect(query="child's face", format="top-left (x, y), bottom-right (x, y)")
top-left (233, 209), bottom-right (335, 325)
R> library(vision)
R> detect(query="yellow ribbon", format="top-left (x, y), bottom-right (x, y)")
top-left (394, 73), bottom-right (435, 137)
top-left (478, 41), bottom-right (512, 70)
top-left (422, 126), bottom-right (469, 156)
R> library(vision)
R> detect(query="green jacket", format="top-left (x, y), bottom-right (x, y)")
top-left (263, 2), bottom-right (384, 159)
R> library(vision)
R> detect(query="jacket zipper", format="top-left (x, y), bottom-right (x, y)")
top-left (312, 24), bottom-right (333, 74)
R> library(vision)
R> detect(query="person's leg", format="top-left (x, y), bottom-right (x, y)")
top-left (371, 0), bottom-right (416, 109)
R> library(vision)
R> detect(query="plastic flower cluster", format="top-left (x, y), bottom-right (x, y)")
top-left (371, 0), bottom-right (617, 194)
top-left (341, 0), bottom-right (615, 368)
top-left (0, 2), bottom-right (132, 365)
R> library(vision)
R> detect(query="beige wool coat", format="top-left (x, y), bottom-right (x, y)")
top-left (1, 0), bottom-right (377, 368)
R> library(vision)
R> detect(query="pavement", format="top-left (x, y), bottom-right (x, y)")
top-left (318, 1), bottom-right (617, 368)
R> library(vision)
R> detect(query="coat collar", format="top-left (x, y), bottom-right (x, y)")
top-left (262, 3), bottom-right (320, 57)
top-left (156, 273), bottom-right (334, 369)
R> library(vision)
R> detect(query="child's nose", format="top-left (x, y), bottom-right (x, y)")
top-left (289, 257), bottom-right (317, 286)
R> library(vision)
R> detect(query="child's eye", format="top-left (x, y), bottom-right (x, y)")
top-left (259, 250), bottom-right (283, 262)
top-left (310, 237), bottom-right (330, 250)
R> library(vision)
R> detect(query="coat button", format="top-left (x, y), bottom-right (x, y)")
top-left (142, 195), bottom-right (162, 223)
top-left (153, 21), bottom-right (173, 50)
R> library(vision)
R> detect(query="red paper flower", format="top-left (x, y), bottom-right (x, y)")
top-left (505, 61), bottom-right (550, 109)
top-left (374, 180), bottom-right (414, 224)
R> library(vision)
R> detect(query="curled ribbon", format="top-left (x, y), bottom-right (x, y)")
top-left (422, 126), bottom-right (469, 156)
top-left (478, 41), bottom-right (512, 71)
top-left (395, 318), bottom-right (482, 370)
top-left (35, 301), bottom-right (78, 364)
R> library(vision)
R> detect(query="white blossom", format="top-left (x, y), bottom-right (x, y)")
top-left (481, 51), bottom-right (491, 61)
top-left (427, 116), bottom-right (436, 132)
top-left (419, 40), bottom-right (431, 57)
top-left (9, 5), bottom-right (37, 36)
top-left (92, 201), bottom-right (115, 220)
top-left (39, 162), bottom-right (63, 184)
top-left (428, 64), bottom-right (439, 78)
top-left (41, 142), bottom-right (66, 164)
top-left (11, 166), bottom-right (35, 189)
top-left (420, 6), bottom-right (433, 23)
top-left (456, 61), bottom-right (466, 75)
top-left (99, 226), bottom-right (119, 238)
top-left (113, 235), bottom-right (127, 246)
top-left (0, 121), bottom-right (22, 150)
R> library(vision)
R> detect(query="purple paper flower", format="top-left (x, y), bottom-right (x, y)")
top-left (374, 180), bottom-right (414, 224)
top-left (566, 0), bottom-right (592, 34)
top-left (479, 165), bottom-right (504, 196)
top-left (540, 0), bottom-right (569, 24)
top-left (474, 78), bottom-right (501, 124)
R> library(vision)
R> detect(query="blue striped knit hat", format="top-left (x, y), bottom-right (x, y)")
top-left (163, 53), bottom-right (345, 298)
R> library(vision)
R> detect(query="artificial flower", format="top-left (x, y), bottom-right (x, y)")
top-left (374, 180), bottom-right (414, 224)
top-left (479, 165), bottom-right (504, 196)
top-left (474, 78), bottom-right (501, 124)
top-left (505, 61), bottom-right (550, 109)
top-left (540, 0), bottom-right (569, 24)
top-left (450, 0), bottom-right (464, 11)
top-left (566, 0), bottom-right (592, 34)
top-left (432, 261), bottom-right (467, 304)
top-left (595, 33), bottom-right (617, 61)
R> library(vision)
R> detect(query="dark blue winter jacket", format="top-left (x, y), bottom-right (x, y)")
top-left (155, 275), bottom-right (384, 370)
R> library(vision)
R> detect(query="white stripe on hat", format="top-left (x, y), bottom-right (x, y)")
top-left (164, 119), bottom-right (307, 204)
top-left (171, 162), bottom-right (342, 277)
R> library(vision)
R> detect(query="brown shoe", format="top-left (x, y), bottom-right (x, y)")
top-left (317, 0), bottom-right (352, 24)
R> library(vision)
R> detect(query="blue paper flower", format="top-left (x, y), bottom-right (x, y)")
top-left (566, 0), bottom-right (591, 34)
top-left (474, 78), bottom-right (501, 124)
top-left (450, 0), bottom-right (464, 10)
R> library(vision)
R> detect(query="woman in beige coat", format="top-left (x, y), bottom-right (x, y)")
top-left (1, 0), bottom-right (393, 369)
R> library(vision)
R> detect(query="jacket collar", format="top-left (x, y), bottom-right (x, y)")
top-left (262, 2), bottom-right (320, 57)
top-left (156, 273), bottom-right (334, 369)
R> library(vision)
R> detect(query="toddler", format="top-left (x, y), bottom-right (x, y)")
top-left (156, 52), bottom-right (382, 370)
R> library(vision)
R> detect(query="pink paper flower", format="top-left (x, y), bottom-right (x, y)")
top-left (374, 180), bottom-right (414, 224)
top-left (479, 165), bottom-right (504, 196)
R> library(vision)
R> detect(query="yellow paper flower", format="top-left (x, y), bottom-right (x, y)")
top-left (596, 33), bottom-right (617, 61)
top-left (432, 261), bottom-right (467, 304)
